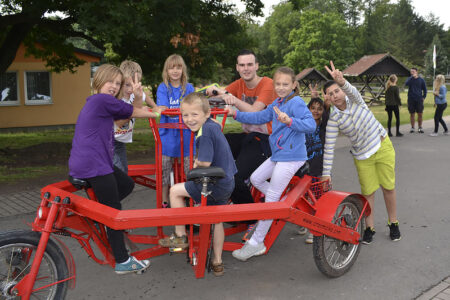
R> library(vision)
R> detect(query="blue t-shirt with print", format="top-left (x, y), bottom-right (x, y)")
top-left (195, 118), bottom-right (237, 185)
top-left (156, 82), bottom-right (195, 157)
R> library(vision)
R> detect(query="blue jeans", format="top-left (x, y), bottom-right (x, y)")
top-left (434, 103), bottom-right (448, 133)
top-left (113, 140), bottom-right (128, 174)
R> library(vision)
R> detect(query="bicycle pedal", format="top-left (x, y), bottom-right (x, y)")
top-left (169, 247), bottom-right (187, 253)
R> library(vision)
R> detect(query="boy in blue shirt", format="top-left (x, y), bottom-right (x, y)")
top-left (159, 92), bottom-right (237, 276)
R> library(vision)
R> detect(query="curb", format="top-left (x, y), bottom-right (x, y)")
top-left (416, 277), bottom-right (450, 300)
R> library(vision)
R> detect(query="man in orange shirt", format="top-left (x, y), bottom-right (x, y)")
top-left (207, 49), bottom-right (276, 206)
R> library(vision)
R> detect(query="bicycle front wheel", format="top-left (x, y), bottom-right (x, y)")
top-left (312, 195), bottom-right (365, 278)
top-left (0, 230), bottom-right (69, 299)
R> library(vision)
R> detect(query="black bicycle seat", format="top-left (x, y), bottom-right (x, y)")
top-left (208, 97), bottom-right (226, 107)
top-left (187, 167), bottom-right (225, 182)
top-left (296, 162), bottom-right (310, 178)
top-left (68, 176), bottom-right (91, 190)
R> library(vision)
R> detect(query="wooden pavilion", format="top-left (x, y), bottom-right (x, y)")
top-left (343, 53), bottom-right (410, 105)
top-left (295, 68), bottom-right (328, 97)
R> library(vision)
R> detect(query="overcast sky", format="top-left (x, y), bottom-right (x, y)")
top-left (232, 0), bottom-right (450, 29)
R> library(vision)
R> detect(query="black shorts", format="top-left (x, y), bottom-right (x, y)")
top-left (408, 99), bottom-right (424, 113)
top-left (185, 179), bottom-right (234, 206)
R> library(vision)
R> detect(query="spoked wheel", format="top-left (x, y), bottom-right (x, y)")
top-left (0, 230), bottom-right (69, 300)
top-left (313, 195), bottom-right (365, 278)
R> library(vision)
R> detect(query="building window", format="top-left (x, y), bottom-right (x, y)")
top-left (25, 71), bottom-right (52, 105)
top-left (0, 72), bottom-right (19, 106)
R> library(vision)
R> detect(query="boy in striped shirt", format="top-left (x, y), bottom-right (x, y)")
top-left (321, 61), bottom-right (401, 244)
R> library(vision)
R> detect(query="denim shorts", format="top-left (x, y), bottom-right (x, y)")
top-left (185, 179), bottom-right (234, 206)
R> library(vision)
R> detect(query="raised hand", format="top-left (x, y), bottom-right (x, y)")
top-left (132, 73), bottom-right (143, 99)
top-left (273, 106), bottom-right (291, 125)
top-left (309, 83), bottom-right (320, 98)
top-left (324, 61), bottom-right (345, 86)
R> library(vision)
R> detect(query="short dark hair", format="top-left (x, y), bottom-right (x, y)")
top-left (323, 80), bottom-right (337, 95)
top-left (411, 67), bottom-right (418, 71)
top-left (308, 97), bottom-right (324, 109)
top-left (237, 49), bottom-right (258, 63)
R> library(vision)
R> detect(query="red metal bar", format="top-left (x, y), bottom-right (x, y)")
top-left (15, 199), bottom-right (61, 299)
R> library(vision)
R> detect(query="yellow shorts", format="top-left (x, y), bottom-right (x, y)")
top-left (353, 137), bottom-right (396, 195)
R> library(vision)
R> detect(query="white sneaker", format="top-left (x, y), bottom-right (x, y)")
top-left (232, 241), bottom-right (266, 261)
top-left (429, 132), bottom-right (438, 137)
top-left (297, 226), bottom-right (307, 235)
top-left (305, 233), bottom-right (314, 244)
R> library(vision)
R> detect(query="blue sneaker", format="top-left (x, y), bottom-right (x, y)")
top-left (115, 256), bottom-right (150, 275)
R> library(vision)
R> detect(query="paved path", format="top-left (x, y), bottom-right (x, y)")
top-left (1, 116), bottom-right (449, 299)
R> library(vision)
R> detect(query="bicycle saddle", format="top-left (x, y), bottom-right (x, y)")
top-left (296, 162), bottom-right (310, 178)
top-left (186, 167), bottom-right (225, 181)
top-left (68, 176), bottom-right (91, 189)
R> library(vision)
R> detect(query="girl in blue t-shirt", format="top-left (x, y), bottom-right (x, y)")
top-left (156, 55), bottom-right (195, 208)
top-left (228, 67), bottom-right (316, 262)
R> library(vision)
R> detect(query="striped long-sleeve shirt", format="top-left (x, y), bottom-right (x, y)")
top-left (322, 81), bottom-right (387, 176)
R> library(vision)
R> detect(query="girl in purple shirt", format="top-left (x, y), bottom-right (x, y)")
top-left (69, 64), bottom-right (158, 274)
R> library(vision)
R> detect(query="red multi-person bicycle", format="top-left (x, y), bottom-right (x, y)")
top-left (0, 101), bottom-right (370, 299)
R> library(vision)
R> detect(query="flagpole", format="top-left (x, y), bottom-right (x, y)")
top-left (433, 44), bottom-right (436, 80)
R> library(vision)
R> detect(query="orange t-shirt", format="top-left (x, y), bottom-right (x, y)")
top-left (226, 77), bottom-right (276, 134)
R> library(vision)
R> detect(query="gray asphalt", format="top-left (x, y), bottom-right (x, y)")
top-left (1, 116), bottom-right (449, 300)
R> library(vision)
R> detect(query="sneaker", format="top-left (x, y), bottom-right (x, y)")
top-left (242, 223), bottom-right (257, 242)
top-left (388, 132), bottom-right (393, 137)
top-left (409, 128), bottom-right (415, 133)
top-left (232, 241), bottom-right (266, 261)
top-left (305, 233), bottom-right (314, 244)
top-left (297, 226), bottom-right (307, 235)
top-left (429, 132), bottom-right (438, 137)
top-left (444, 131), bottom-right (449, 136)
top-left (388, 221), bottom-right (401, 241)
top-left (210, 261), bottom-right (224, 277)
top-left (115, 256), bottom-right (151, 275)
top-left (361, 227), bottom-right (375, 244)
top-left (158, 233), bottom-right (188, 249)
top-left (396, 132), bottom-right (403, 137)
top-left (418, 127), bottom-right (424, 133)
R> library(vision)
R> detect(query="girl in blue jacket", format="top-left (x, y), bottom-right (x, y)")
top-left (229, 67), bottom-right (316, 261)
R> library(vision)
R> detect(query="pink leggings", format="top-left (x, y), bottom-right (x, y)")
top-left (249, 158), bottom-right (305, 245)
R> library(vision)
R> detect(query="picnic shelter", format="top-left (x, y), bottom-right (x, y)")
top-left (343, 53), bottom-right (410, 105)
top-left (295, 68), bottom-right (328, 96)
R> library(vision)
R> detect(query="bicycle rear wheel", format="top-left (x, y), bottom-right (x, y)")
top-left (0, 230), bottom-right (69, 299)
top-left (312, 195), bottom-right (365, 278)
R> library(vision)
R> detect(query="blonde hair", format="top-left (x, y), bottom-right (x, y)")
top-left (434, 74), bottom-right (446, 93)
top-left (162, 54), bottom-right (189, 95)
top-left (273, 66), bottom-right (299, 102)
top-left (119, 60), bottom-right (142, 81)
top-left (181, 92), bottom-right (210, 114)
top-left (92, 64), bottom-right (123, 97)
top-left (386, 74), bottom-right (398, 90)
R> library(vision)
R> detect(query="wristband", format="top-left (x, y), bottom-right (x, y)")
top-left (153, 111), bottom-right (160, 117)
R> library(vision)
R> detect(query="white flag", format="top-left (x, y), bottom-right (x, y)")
top-left (433, 44), bottom-right (436, 69)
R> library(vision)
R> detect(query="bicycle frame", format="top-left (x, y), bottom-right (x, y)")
top-left (11, 108), bottom-right (371, 299)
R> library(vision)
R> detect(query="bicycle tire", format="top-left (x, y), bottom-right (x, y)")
top-left (312, 195), bottom-right (365, 278)
top-left (0, 230), bottom-right (69, 299)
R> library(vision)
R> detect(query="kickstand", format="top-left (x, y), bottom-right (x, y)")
top-left (206, 224), bottom-right (215, 273)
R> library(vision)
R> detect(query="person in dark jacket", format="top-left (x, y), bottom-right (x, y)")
top-left (404, 68), bottom-right (427, 133)
top-left (385, 74), bottom-right (403, 137)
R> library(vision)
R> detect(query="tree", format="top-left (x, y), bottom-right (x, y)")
top-left (0, 0), bottom-right (263, 79)
top-left (284, 9), bottom-right (355, 72)
top-left (252, 1), bottom-right (302, 77)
